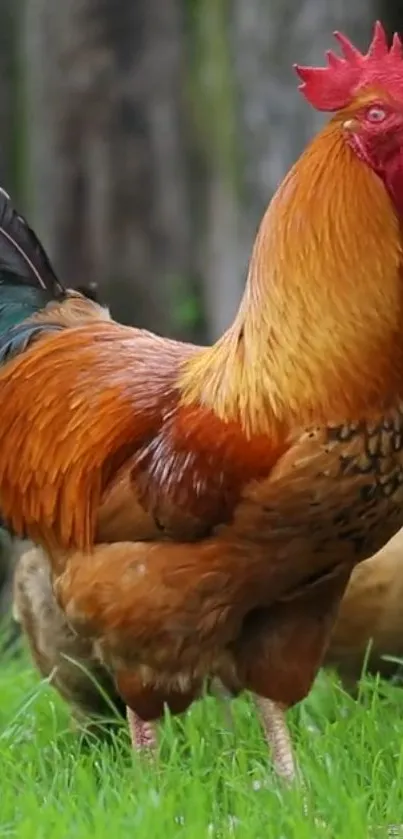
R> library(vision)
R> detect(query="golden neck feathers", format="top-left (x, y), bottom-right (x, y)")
top-left (180, 121), bottom-right (403, 436)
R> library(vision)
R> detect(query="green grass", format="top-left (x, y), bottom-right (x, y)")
top-left (1, 658), bottom-right (403, 839)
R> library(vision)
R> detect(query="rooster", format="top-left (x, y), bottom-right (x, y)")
top-left (1, 20), bottom-right (403, 782)
top-left (325, 528), bottom-right (403, 689)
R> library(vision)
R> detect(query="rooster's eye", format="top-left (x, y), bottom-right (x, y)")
top-left (366, 106), bottom-right (387, 123)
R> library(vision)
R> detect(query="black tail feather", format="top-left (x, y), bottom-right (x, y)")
top-left (0, 188), bottom-right (65, 298)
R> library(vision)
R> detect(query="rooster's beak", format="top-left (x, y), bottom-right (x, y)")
top-left (343, 118), bottom-right (358, 131)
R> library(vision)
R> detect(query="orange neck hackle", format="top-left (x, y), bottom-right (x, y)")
top-left (179, 119), bottom-right (403, 437)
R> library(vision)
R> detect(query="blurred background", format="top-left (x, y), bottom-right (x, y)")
top-left (0, 0), bottom-right (400, 344)
top-left (0, 0), bottom-right (402, 641)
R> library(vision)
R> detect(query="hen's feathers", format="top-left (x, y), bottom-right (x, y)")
top-left (326, 528), bottom-right (403, 686)
top-left (14, 545), bottom-right (125, 723)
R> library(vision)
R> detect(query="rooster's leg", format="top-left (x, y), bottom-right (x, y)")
top-left (126, 706), bottom-right (157, 751)
top-left (254, 696), bottom-right (296, 783)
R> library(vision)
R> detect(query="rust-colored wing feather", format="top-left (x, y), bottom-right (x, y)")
top-left (0, 321), bottom-right (279, 552)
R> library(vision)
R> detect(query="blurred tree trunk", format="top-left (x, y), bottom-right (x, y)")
top-left (230, 1), bottom-right (377, 270)
top-left (0, 1), bottom-right (24, 650)
top-left (23, 0), bottom-right (192, 336)
top-left (0, 0), bottom-right (19, 197)
top-left (187, 0), bottom-right (242, 340)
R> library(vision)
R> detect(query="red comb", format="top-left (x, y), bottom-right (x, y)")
top-left (294, 21), bottom-right (403, 111)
